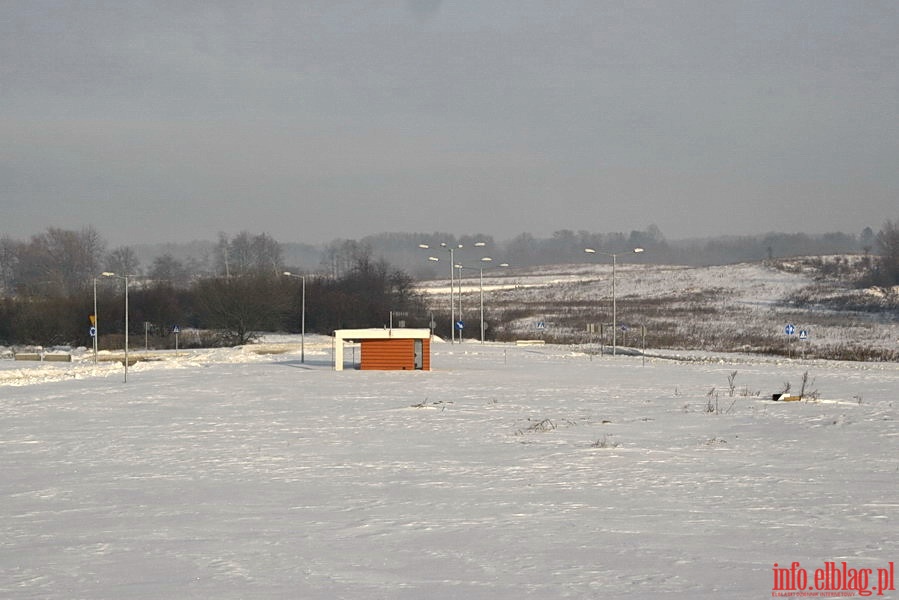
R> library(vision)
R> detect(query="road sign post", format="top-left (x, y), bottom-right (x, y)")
top-left (798, 329), bottom-right (809, 360)
top-left (784, 324), bottom-right (796, 358)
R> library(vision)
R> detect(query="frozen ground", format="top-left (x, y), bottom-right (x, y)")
top-left (1, 336), bottom-right (897, 598)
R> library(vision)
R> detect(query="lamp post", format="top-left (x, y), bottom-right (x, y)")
top-left (455, 263), bottom-right (465, 339)
top-left (477, 257), bottom-right (510, 343)
top-left (478, 259), bottom-right (489, 343)
top-left (583, 248), bottom-right (644, 356)
top-left (283, 272), bottom-right (306, 363)
top-left (452, 257), bottom-right (510, 344)
top-left (101, 272), bottom-right (128, 382)
top-left (420, 241), bottom-right (489, 343)
top-left (420, 243), bottom-right (463, 343)
top-left (92, 277), bottom-right (99, 364)
top-left (465, 242), bottom-right (486, 342)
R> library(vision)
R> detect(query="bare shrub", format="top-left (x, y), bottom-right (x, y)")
top-left (798, 370), bottom-right (819, 400)
top-left (516, 418), bottom-right (556, 435)
top-left (591, 434), bottom-right (619, 449)
top-left (727, 371), bottom-right (738, 397)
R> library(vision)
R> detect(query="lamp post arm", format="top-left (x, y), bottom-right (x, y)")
top-left (283, 272), bottom-right (307, 363)
top-left (124, 275), bottom-right (129, 381)
top-left (100, 272), bottom-right (129, 382)
top-left (584, 248), bottom-right (643, 357)
top-left (612, 254), bottom-right (616, 356)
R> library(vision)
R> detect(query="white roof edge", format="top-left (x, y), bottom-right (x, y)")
top-left (335, 328), bottom-right (431, 340)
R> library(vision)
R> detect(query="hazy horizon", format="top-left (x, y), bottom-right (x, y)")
top-left (0, 223), bottom-right (877, 251)
top-left (3, 2), bottom-right (897, 247)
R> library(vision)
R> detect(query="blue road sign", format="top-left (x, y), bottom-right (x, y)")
top-left (89, 326), bottom-right (97, 337)
top-left (798, 329), bottom-right (809, 340)
top-left (536, 321), bottom-right (546, 330)
top-left (455, 320), bottom-right (464, 330)
top-left (784, 324), bottom-right (796, 336)
top-left (172, 325), bottom-right (181, 334)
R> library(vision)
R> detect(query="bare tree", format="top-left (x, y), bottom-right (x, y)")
top-left (228, 231), bottom-right (255, 276)
top-left (874, 219), bottom-right (899, 286)
top-left (250, 232), bottom-right (283, 275)
top-left (320, 239), bottom-right (371, 279)
top-left (215, 231), bottom-right (284, 278)
top-left (106, 246), bottom-right (142, 277)
top-left (194, 274), bottom-right (288, 345)
top-left (0, 235), bottom-right (18, 296)
top-left (148, 254), bottom-right (190, 287)
top-left (15, 227), bottom-right (107, 296)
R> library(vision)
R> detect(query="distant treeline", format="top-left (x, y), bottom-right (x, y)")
top-left (112, 225), bottom-right (885, 279)
top-left (330, 225), bottom-right (882, 277)
top-left (0, 230), bottom-right (427, 347)
top-left (2, 223), bottom-right (896, 291)
top-left (2, 222), bottom-right (897, 347)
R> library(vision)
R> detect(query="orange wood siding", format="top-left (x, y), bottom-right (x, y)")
top-left (359, 338), bottom-right (430, 370)
top-left (421, 338), bottom-right (431, 371)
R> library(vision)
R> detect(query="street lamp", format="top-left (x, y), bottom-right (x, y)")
top-left (283, 272), bottom-right (306, 363)
top-left (101, 272), bottom-right (128, 382)
top-left (420, 243), bottom-right (463, 343)
top-left (92, 277), bottom-right (99, 364)
top-left (477, 257), bottom-right (510, 343)
top-left (583, 248), bottom-right (644, 356)
top-left (452, 257), bottom-right (510, 343)
top-left (465, 242), bottom-right (486, 342)
top-left (420, 241), bottom-right (489, 343)
top-left (455, 263), bottom-right (465, 338)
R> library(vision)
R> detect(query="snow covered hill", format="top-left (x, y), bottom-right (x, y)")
top-left (418, 259), bottom-right (899, 360)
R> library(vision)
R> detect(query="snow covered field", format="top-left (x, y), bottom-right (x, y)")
top-left (419, 259), bottom-right (899, 358)
top-left (2, 337), bottom-right (897, 598)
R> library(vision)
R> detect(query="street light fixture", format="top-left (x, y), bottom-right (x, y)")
top-left (101, 272), bottom-right (129, 382)
top-left (283, 272), bottom-right (306, 363)
top-left (583, 248), bottom-right (644, 356)
top-left (420, 242), bottom-right (463, 343)
top-left (451, 256), bottom-right (510, 344)
top-left (455, 262), bottom-right (465, 337)
top-left (479, 258), bottom-right (491, 343)
top-left (476, 257), bottom-right (510, 343)
top-left (92, 277), bottom-right (99, 364)
top-left (420, 241), bottom-right (489, 343)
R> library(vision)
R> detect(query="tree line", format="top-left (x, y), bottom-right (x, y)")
top-left (315, 225), bottom-right (886, 278)
top-left (2, 220), bottom-right (897, 348)
top-left (0, 229), bottom-right (429, 348)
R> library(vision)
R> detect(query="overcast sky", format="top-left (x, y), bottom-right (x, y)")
top-left (2, 1), bottom-right (897, 246)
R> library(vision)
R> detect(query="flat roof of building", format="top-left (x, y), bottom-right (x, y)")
top-left (334, 328), bottom-right (431, 340)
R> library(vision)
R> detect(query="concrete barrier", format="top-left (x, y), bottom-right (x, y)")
top-left (43, 354), bottom-right (72, 362)
top-left (13, 353), bottom-right (72, 362)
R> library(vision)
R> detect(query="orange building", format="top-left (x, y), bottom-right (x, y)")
top-left (333, 329), bottom-right (431, 371)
